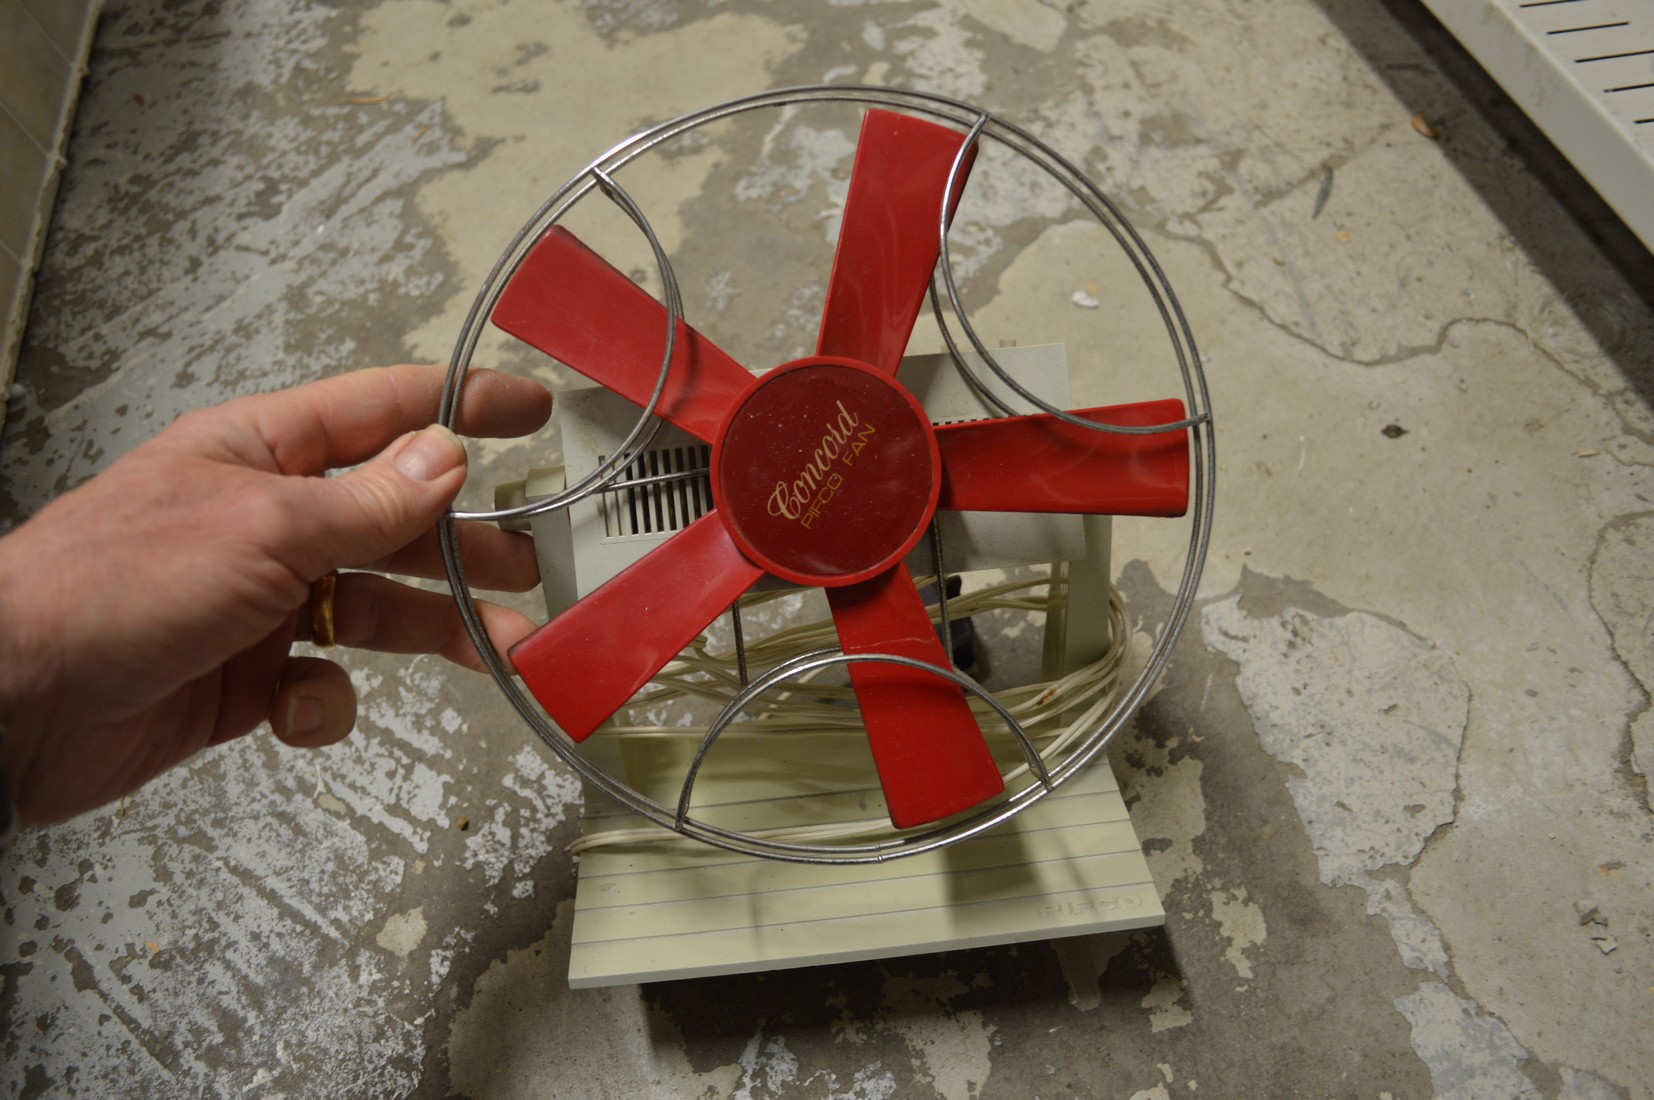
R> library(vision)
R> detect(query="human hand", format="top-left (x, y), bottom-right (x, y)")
top-left (0, 364), bottom-right (552, 827)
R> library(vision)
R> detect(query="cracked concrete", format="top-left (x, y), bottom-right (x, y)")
top-left (3, 0), bottom-right (1652, 1096)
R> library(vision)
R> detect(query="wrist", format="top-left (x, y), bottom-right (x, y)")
top-left (0, 722), bottom-right (17, 850)
top-left (0, 523), bottom-right (63, 816)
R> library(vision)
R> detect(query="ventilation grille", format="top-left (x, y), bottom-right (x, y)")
top-left (599, 445), bottom-right (715, 538)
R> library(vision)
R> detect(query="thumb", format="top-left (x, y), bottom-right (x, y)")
top-left (295, 424), bottom-right (468, 572)
top-left (269, 657), bottom-right (358, 748)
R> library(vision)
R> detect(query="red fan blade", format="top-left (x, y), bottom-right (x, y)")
top-left (936, 398), bottom-right (1191, 516)
top-left (509, 513), bottom-right (765, 740)
top-left (826, 566), bottom-right (1004, 828)
top-left (492, 226), bottom-right (752, 443)
top-left (816, 110), bottom-right (978, 376)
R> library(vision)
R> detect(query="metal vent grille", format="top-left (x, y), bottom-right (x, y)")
top-left (1420, 0), bottom-right (1654, 251)
top-left (599, 445), bottom-right (715, 538)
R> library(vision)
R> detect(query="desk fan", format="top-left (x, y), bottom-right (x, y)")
top-left (437, 88), bottom-right (1213, 934)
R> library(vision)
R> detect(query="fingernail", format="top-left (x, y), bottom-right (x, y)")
top-left (286, 696), bottom-right (325, 738)
top-left (393, 425), bottom-right (466, 481)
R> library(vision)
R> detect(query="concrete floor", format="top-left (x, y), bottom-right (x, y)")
top-left (3, 1), bottom-right (1652, 1097)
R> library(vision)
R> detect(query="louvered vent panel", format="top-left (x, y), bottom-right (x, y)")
top-left (598, 445), bottom-right (715, 538)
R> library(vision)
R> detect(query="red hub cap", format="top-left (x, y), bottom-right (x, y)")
top-left (713, 357), bottom-right (941, 587)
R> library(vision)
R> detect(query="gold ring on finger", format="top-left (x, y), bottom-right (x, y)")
top-left (309, 571), bottom-right (338, 649)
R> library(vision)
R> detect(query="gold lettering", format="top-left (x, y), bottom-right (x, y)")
top-left (774, 405), bottom-right (867, 528)
top-left (836, 400), bottom-right (859, 438)
top-left (767, 481), bottom-right (807, 520)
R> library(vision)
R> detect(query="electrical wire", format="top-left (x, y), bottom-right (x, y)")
top-left (569, 578), bottom-right (1130, 854)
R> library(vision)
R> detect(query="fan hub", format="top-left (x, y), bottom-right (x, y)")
top-left (713, 357), bottom-right (940, 587)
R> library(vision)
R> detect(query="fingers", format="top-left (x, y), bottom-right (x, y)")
top-left (253, 367), bottom-right (552, 578)
top-left (230, 365), bottom-right (553, 476)
top-left (210, 625), bottom-right (303, 747)
top-left (270, 569), bottom-right (539, 751)
top-left (365, 520), bottom-right (542, 593)
top-left (281, 423), bottom-right (471, 577)
top-left (327, 572), bottom-right (539, 670)
top-left (270, 657), bottom-right (357, 748)
top-left (452, 368), bottom-right (556, 439)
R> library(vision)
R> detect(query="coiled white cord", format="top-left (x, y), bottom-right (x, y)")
top-left (570, 575), bottom-right (1128, 853)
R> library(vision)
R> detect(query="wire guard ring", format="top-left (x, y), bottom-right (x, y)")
top-left (437, 84), bottom-right (1215, 864)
